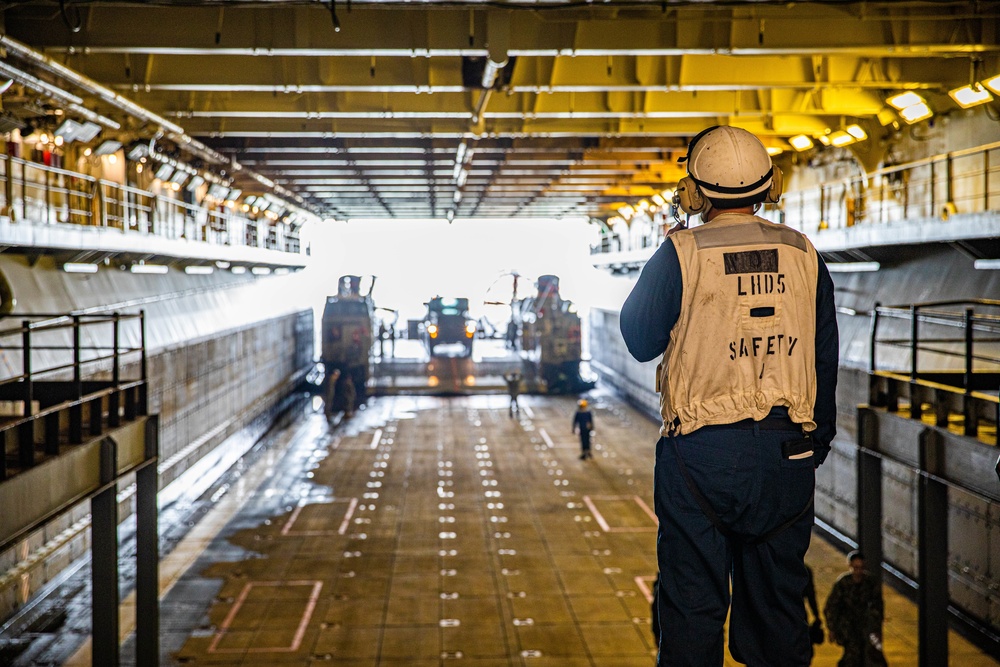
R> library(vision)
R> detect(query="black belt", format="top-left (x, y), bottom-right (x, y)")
top-left (698, 408), bottom-right (800, 432)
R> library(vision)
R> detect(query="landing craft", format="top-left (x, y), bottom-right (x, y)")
top-left (515, 275), bottom-right (595, 394)
top-left (321, 275), bottom-right (375, 413)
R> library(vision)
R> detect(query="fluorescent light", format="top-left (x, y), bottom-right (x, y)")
top-left (274, 268), bottom-right (290, 275)
top-left (215, 260), bottom-right (231, 269)
top-left (617, 205), bottom-right (634, 219)
top-left (829, 131), bottom-right (855, 147)
top-left (231, 266), bottom-right (247, 274)
top-left (845, 124), bottom-right (867, 140)
top-left (789, 134), bottom-right (814, 151)
top-left (826, 261), bottom-right (880, 273)
top-left (62, 262), bottom-right (98, 274)
top-left (55, 119), bottom-right (84, 143)
top-left (184, 265), bottom-right (214, 275)
top-left (130, 263), bottom-right (168, 274)
top-left (766, 146), bottom-right (783, 156)
top-left (887, 92), bottom-right (924, 110)
top-left (251, 267), bottom-right (272, 276)
top-left (974, 259), bottom-right (1000, 270)
top-left (949, 84), bottom-right (993, 108)
top-left (93, 139), bottom-right (123, 156)
top-left (815, 134), bottom-right (831, 146)
top-left (899, 102), bottom-right (933, 124)
top-left (983, 74), bottom-right (1000, 95)
top-left (75, 122), bottom-right (102, 143)
top-left (651, 193), bottom-right (666, 206)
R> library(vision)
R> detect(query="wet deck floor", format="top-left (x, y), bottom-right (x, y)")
top-left (69, 389), bottom-right (999, 666)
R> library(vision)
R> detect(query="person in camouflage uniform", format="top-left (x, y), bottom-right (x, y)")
top-left (823, 550), bottom-right (886, 667)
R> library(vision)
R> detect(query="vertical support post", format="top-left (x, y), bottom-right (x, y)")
top-left (963, 308), bottom-right (977, 437)
top-left (910, 305), bottom-right (922, 420)
top-left (44, 167), bottom-right (51, 222)
top-left (140, 310), bottom-right (148, 415)
top-left (135, 415), bottom-right (160, 667)
top-left (984, 150), bottom-right (990, 211)
top-left (869, 302), bottom-right (881, 374)
top-left (22, 320), bottom-right (32, 418)
top-left (4, 151), bottom-right (13, 212)
top-left (917, 428), bottom-right (949, 667)
top-left (70, 315), bottom-right (82, 444)
top-left (945, 154), bottom-right (954, 212)
top-left (19, 320), bottom-right (34, 469)
top-left (856, 408), bottom-right (883, 587)
top-left (109, 313), bottom-right (121, 427)
top-left (20, 158), bottom-right (27, 222)
top-left (92, 438), bottom-right (120, 667)
top-left (963, 307), bottom-right (974, 393)
top-left (929, 161), bottom-right (936, 217)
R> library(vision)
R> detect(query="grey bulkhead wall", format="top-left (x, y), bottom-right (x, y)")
top-left (0, 253), bottom-right (317, 482)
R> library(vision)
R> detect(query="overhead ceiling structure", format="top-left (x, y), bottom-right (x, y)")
top-left (1, 1), bottom-right (998, 221)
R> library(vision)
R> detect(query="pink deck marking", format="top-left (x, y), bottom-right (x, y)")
top-left (582, 495), bottom-right (658, 533)
top-left (279, 497), bottom-right (359, 536)
top-left (208, 580), bottom-right (323, 653)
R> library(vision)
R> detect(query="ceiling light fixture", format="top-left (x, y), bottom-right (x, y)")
top-left (826, 261), bottom-right (880, 273)
top-left (845, 124), bottom-right (867, 140)
top-left (887, 92), bottom-right (933, 124)
top-left (898, 102), bottom-right (933, 124)
top-left (62, 262), bottom-right (98, 273)
top-left (789, 135), bottom-right (814, 151)
top-left (949, 83), bottom-right (993, 108)
top-left (829, 131), bottom-right (855, 147)
top-left (184, 265), bottom-right (214, 275)
top-left (983, 74), bottom-right (1000, 95)
top-left (130, 263), bottom-right (168, 274)
top-left (886, 92), bottom-right (924, 110)
top-left (973, 259), bottom-right (1000, 270)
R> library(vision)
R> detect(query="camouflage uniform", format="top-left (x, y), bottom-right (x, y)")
top-left (823, 571), bottom-right (884, 667)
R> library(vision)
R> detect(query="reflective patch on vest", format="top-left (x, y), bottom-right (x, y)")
top-left (692, 221), bottom-right (809, 252)
top-left (724, 249), bottom-right (778, 274)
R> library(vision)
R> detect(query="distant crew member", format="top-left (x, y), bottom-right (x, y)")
top-left (503, 371), bottom-right (522, 417)
top-left (505, 320), bottom-right (518, 350)
top-left (620, 125), bottom-right (839, 666)
top-left (378, 321), bottom-right (388, 358)
top-left (824, 551), bottom-right (886, 667)
top-left (572, 399), bottom-right (593, 460)
top-left (804, 564), bottom-right (825, 654)
top-left (324, 368), bottom-right (341, 418)
top-left (388, 323), bottom-right (396, 358)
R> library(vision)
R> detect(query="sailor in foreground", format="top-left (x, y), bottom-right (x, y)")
top-left (620, 125), bottom-right (839, 666)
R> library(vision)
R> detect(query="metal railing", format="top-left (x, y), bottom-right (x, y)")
top-left (0, 311), bottom-right (147, 480)
top-left (782, 141), bottom-right (1000, 233)
top-left (591, 140), bottom-right (1000, 255)
top-left (0, 153), bottom-right (301, 255)
top-left (868, 299), bottom-right (1000, 438)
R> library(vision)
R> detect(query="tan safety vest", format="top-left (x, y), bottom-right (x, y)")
top-left (657, 213), bottom-right (819, 436)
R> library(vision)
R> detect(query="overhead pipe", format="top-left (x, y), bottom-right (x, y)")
top-left (0, 60), bottom-right (122, 130)
top-left (0, 33), bottom-right (318, 217)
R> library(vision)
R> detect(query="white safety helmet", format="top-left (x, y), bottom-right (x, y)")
top-left (675, 126), bottom-right (782, 214)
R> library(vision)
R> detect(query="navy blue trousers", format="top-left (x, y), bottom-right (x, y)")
top-left (653, 425), bottom-right (815, 666)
